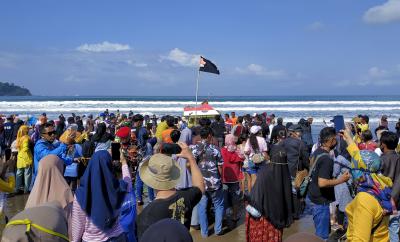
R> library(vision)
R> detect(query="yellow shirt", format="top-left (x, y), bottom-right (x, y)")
top-left (346, 192), bottom-right (389, 242)
top-left (17, 138), bottom-right (33, 169)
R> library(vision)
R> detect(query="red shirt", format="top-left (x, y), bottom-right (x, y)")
top-left (221, 147), bottom-right (243, 183)
top-left (358, 142), bottom-right (378, 151)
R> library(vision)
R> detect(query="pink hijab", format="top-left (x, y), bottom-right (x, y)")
top-left (225, 134), bottom-right (237, 152)
top-left (26, 155), bottom-right (73, 210)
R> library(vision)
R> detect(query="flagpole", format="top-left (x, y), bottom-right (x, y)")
top-left (194, 70), bottom-right (200, 125)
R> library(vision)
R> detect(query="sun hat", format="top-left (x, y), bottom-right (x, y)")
top-left (288, 124), bottom-right (303, 133)
top-left (139, 154), bottom-right (181, 190)
top-left (250, 125), bottom-right (262, 134)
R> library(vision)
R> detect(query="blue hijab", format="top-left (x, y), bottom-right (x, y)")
top-left (76, 150), bottom-right (127, 229)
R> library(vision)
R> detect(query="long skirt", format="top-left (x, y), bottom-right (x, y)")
top-left (245, 213), bottom-right (283, 242)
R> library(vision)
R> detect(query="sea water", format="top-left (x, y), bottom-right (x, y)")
top-left (1, 95), bottom-right (399, 141)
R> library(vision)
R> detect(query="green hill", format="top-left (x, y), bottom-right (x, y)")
top-left (0, 82), bottom-right (32, 96)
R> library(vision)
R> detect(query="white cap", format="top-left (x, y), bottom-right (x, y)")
top-left (250, 125), bottom-right (262, 134)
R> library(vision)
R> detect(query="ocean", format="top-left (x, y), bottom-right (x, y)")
top-left (1, 95), bottom-right (399, 140)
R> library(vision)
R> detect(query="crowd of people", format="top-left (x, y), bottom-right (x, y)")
top-left (0, 110), bottom-right (399, 242)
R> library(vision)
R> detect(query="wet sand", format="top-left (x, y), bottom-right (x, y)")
top-left (1, 194), bottom-right (315, 241)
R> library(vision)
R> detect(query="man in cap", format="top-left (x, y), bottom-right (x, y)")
top-left (379, 115), bottom-right (389, 129)
top-left (136, 143), bottom-right (204, 240)
top-left (282, 124), bottom-right (310, 219)
top-left (2, 115), bottom-right (15, 150)
top-left (270, 117), bottom-right (286, 144)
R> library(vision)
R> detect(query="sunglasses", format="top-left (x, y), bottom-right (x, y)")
top-left (42, 131), bottom-right (56, 136)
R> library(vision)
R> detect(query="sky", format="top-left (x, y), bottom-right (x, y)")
top-left (0, 0), bottom-right (400, 96)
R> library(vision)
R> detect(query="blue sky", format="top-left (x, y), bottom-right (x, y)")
top-left (0, 0), bottom-right (399, 96)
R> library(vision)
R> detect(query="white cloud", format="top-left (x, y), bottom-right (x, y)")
top-left (162, 48), bottom-right (200, 67)
top-left (76, 41), bottom-right (131, 53)
top-left (235, 64), bottom-right (287, 78)
top-left (126, 60), bottom-right (148, 67)
top-left (368, 66), bottom-right (388, 78)
top-left (363, 0), bottom-right (400, 24)
top-left (307, 21), bottom-right (325, 31)
top-left (334, 65), bottom-right (400, 87)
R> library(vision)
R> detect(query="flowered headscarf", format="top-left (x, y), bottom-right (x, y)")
top-left (348, 145), bottom-right (395, 214)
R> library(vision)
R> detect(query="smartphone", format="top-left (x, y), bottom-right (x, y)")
top-left (160, 143), bottom-right (182, 155)
top-left (333, 115), bottom-right (345, 133)
top-left (111, 142), bottom-right (121, 160)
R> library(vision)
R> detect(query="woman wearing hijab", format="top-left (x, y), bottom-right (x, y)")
top-left (221, 134), bottom-right (244, 222)
top-left (71, 150), bottom-right (131, 242)
top-left (341, 126), bottom-right (395, 242)
top-left (2, 202), bottom-right (69, 242)
top-left (245, 131), bottom-right (293, 242)
top-left (15, 125), bottom-right (33, 193)
top-left (244, 125), bottom-right (269, 187)
top-left (91, 122), bottom-right (113, 152)
top-left (25, 155), bottom-right (74, 219)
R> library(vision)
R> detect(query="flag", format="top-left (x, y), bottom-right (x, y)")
top-left (199, 56), bottom-right (220, 75)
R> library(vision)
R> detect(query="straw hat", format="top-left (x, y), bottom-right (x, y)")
top-left (139, 154), bottom-right (181, 190)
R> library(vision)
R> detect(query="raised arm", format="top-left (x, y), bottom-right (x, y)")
top-left (177, 142), bottom-right (205, 194)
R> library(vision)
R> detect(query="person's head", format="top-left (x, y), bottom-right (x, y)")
top-left (141, 218), bottom-right (193, 242)
top-left (361, 130), bottom-right (373, 143)
top-left (231, 112), bottom-right (236, 118)
top-left (170, 129), bottom-right (181, 143)
top-left (307, 117), bottom-right (313, 124)
top-left (277, 117), bottom-right (283, 125)
top-left (224, 113), bottom-right (230, 119)
top-left (116, 126), bottom-right (131, 145)
top-left (198, 118), bottom-right (211, 127)
top-left (165, 116), bottom-right (175, 128)
top-left (200, 126), bottom-right (213, 141)
top-left (26, 155), bottom-right (73, 210)
top-left (237, 116), bottom-right (244, 124)
top-left (38, 114), bottom-right (47, 125)
top-left (375, 125), bottom-right (388, 141)
top-left (40, 122), bottom-right (56, 143)
top-left (2, 202), bottom-right (69, 242)
top-left (133, 114), bottom-right (144, 127)
top-left (6, 114), bottom-right (14, 122)
top-left (277, 129), bottom-right (287, 142)
top-left (225, 134), bottom-right (237, 152)
top-left (139, 154), bottom-right (181, 191)
top-left (380, 131), bottom-right (399, 152)
top-left (288, 124), bottom-right (302, 139)
top-left (249, 125), bottom-right (262, 151)
top-left (319, 127), bottom-right (337, 150)
top-left (214, 114), bottom-right (221, 122)
top-left (16, 125), bottom-right (29, 150)
top-left (361, 115), bottom-right (369, 124)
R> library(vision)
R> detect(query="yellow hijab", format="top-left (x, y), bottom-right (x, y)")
top-left (16, 125), bottom-right (29, 150)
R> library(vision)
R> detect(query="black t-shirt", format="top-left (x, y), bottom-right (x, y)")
top-left (308, 148), bottom-right (335, 205)
top-left (136, 187), bottom-right (202, 240)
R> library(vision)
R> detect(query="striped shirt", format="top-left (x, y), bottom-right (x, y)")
top-left (71, 164), bottom-right (132, 242)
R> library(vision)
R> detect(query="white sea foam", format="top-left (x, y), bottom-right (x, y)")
top-left (1, 100), bottom-right (400, 107)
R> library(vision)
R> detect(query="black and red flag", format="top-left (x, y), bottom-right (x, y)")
top-left (199, 56), bottom-right (220, 75)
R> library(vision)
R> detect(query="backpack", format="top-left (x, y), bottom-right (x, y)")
top-left (299, 152), bottom-right (329, 197)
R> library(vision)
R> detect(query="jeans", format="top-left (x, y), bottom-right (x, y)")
top-left (312, 203), bottom-right (330, 240)
top-left (15, 167), bottom-right (32, 193)
top-left (135, 172), bottom-right (154, 202)
top-left (198, 188), bottom-right (224, 237)
top-left (389, 214), bottom-right (400, 242)
top-left (191, 204), bottom-right (199, 226)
